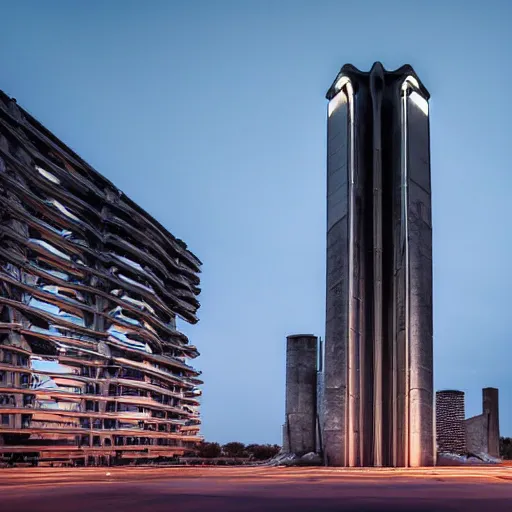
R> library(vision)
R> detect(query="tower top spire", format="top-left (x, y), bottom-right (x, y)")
top-left (326, 62), bottom-right (430, 100)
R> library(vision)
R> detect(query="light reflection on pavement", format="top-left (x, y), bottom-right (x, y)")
top-left (1, 465), bottom-right (512, 512)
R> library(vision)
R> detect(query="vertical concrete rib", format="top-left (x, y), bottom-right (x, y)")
top-left (285, 335), bottom-right (318, 455)
top-left (370, 63), bottom-right (384, 467)
top-left (324, 86), bottom-right (349, 466)
top-left (404, 82), bottom-right (434, 467)
top-left (346, 80), bottom-right (360, 467)
top-left (391, 80), bottom-right (409, 468)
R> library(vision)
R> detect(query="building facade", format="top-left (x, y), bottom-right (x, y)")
top-left (0, 91), bottom-right (202, 466)
top-left (323, 62), bottom-right (433, 467)
top-left (436, 390), bottom-right (466, 454)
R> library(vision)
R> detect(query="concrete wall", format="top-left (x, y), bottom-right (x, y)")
top-left (324, 86), bottom-right (350, 467)
top-left (284, 335), bottom-right (318, 455)
top-left (465, 413), bottom-right (488, 455)
top-left (403, 89), bottom-right (434, 467)
top-left (282, 424), bottom-right (289, 453)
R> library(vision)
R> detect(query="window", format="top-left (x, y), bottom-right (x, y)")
top-left (17, 354), bottom-right (28, 367)
top-left (23, 395), bottom-right (34, 407)
top-left (3, 351), bottom-right (12, 364)
top-left (81, 367), bottom-right (92, 377)
top-left (121, 368), bottom-right (144, 381)
top-left (1, 414), bottom-right (9, 426)
top-left (20, 374), bottom-right (30, 388)
top-left (21, 415), bottom-right (30, 428)
top-left (85, 401), bottom-right (98, 412)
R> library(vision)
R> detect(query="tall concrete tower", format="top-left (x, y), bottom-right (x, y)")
top-left (323, 62), bottom-right (433, 467)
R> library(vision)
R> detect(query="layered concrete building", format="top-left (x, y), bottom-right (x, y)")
top-left (323, 62), bottom-right (433, 467)
top-left (0, 91), bottom-right (202, 466)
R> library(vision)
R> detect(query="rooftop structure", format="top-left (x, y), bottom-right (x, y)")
top-left (0, 91), bottom-right (202, 466)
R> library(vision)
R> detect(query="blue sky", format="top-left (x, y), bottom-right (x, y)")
top-left (1, 0), bottom-right (511, 444)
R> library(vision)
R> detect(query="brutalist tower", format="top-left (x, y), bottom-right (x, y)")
top-left (323, 62), bottom-right (433, 467)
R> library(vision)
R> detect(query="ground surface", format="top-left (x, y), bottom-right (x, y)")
top-left (1, 466), bottom-right (512, 511)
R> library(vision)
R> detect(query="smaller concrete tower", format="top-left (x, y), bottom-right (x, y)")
top-left (284, 334), bottom-right (318, 454)
top-left (483, 387), bottom-right (500, 458)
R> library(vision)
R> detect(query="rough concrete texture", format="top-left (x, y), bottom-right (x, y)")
top-left (284, 335), bottom-right (318, 455)
top-left (483, 388), bottom-right (500, 458)
top-left (282, 424), bottom-right (289, 453)
top-left (436, 390), bottom-right (466, 454)
top-left (316, 370), bottom-right (325, 454)
top-left (324, 88), bottom-right (349, 467)
top-left (465, 414), bottom-right (489, 455)
top-left (405, 92), bottom-right (434, 467)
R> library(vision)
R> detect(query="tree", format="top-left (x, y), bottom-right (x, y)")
top-left (222, 442), bottom-right (246, 458)
top-left (197, 441), bottom-right (222, 458)
top-left (245, 444), bottom-right (281, 461)
top-left (500, 437), bottom-right (512, 460)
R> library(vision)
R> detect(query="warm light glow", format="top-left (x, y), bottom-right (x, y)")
top-left (328, 89), bottom-right (347, 117)
top-left (334, 75), bottom-right (350, 94)
top-left (401, 75), bottom-right (428, 116)
top-left (409, 91), bottom-right (429, 116)
top-left (401, 75), bottom-right (420, 91)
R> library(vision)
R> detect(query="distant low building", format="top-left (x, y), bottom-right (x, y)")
top-left (434, 387), bottom-right (500, 459)
top-left (465, 388), bottom-right (500, 457)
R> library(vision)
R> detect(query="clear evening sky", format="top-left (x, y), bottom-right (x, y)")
top-left (1, 0), bottom-right (510, 444)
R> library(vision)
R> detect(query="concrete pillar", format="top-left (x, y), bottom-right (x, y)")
top-left (435, 390), bottom-right (466, 454)
top-left (284, 334), bottom-right (318, 455)
top-left (483, 388), bottom-right (500, 458)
